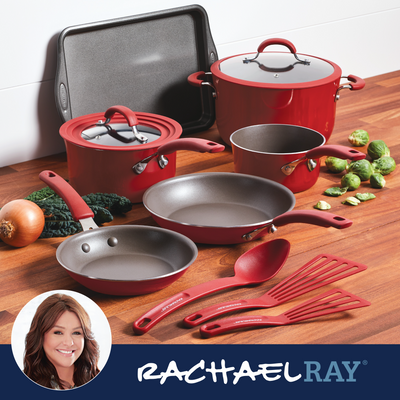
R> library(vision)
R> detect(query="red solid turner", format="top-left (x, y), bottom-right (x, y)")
top-left (184, 254), bottom-right (367, 327)
top-left (200, 288), bottom-right (371, 338)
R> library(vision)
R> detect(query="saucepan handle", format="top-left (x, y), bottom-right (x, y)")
top-left (305, 145), bottom-right (366, 161)
top-left (39, 170), bottom-right (94, 222)
top-left (157, 138), bottom-right (225, 155)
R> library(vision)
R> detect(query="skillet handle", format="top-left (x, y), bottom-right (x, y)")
top-left (39, 170), bottom-right (94, 221)
top-left (305, 145), bottom-right (365, 161)
top-left (272, 210), bottom-right (353, 229)
top-left (157, 138), bottom-right (225, 155)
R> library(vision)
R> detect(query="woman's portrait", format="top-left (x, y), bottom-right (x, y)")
top-left (11, 290), bottom-right (111, 390)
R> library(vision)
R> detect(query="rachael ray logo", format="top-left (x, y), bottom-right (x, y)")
top-left (137, 359), bottom-right (363, 385)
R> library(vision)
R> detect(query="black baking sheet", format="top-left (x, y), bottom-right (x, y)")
top-left (55, 5), bottom-right (217, 135)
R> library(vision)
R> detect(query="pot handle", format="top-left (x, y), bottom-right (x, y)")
top-left (39, 170), bottom-right (95, 222)
top-left (272, 210), bottom-right (353, 229)
top-left (245, 38), bottom-right (310, 65)
top-left (132, 138), bottom-right (225, 174)
top-left (157, 138), bottom-right (225, 155)
top-left (336, 75), bottom-right (365, 101)
top-left (187, 71), bottom-right (216, 97)
top-left (104, 105), bottom-right (139, 127)
top-left (305, 145), bottom-right (366, 161)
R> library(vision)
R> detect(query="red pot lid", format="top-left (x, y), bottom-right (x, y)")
top-left (59, 106), bottom-right (182, 151)
top-left (213, 38), bottom-right (341, 89)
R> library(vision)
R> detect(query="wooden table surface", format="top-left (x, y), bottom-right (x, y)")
top-left (1, 71), bottom-right (399, 345)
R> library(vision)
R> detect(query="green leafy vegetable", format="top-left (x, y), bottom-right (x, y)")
top-left (324, 187), bottom-right (348, 197)
top-left (342, 197), bottom-right (361, 206)
top-left (314, 201), bottom-right (331, 210)
top-left (25, 186), bottom-right (132, 238)
top-left (348, 129), bottom-right (369, 147)
top-left (370, 173), bottom-right (386, 188)
top-left (346, 159), bottom-right (374, 181)
top-left (341, 173), bottom-right (361, 190)
top-left (355, 193), bottom-right (376, 202)
top-left (367, 140), bottom-right (390, 160)
top-left (371, 156), bottom-right (396, 175)
top-left (325, 156), bottom-right (348, 173)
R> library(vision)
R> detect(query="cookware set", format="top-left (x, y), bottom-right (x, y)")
top-left (39, 6), bottom-right (370, 339)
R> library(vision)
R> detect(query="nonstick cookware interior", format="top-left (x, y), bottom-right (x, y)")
top-left (39, 170), bottom-right (198, 296)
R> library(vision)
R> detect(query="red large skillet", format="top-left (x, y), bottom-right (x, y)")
top-left (143, 172), bottom-right (353, 244)
top-left (39, 170), bottom-right (198, 296)
top-left (230, 124), bottom-right (366, 193)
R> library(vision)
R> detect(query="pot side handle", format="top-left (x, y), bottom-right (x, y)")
top-left (39, 170), bottom-right (94, 222)
top-left (104, 105), bottom-right (139, 127)
top-left (157, 138), bottom-right (225, 155)
top-left (305, 145), bottom-right (366, 161)
top-left (272, 210), bottom-right (353, 229)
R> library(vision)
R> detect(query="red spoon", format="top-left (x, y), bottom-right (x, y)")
top-left (183, 254), bottom-right (367, 327)
top-left (199, 288), bottom-right (371, 338)
top-left (132, 238), bottom-right (290, 335)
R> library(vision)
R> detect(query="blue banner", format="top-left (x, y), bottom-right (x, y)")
top-left (1, 344), bottom-right (397, 398)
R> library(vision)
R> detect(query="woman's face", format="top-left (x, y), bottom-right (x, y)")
top-left (43, 311), bottom-right (84, 370)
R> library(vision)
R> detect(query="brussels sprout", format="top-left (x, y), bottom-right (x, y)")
top-left (367, 140), bottom-right (390, 160)
top-left (371, 156), bottom-right (396, 175)
top-left (355, 193), bottom-right (376, 202)
top-left (348, 129), bottom-right (369, 147)
top-left (342, 197), bottom-right (361, 206)
top-left (341, 173), bottom-right (361, 190)
top-left (324, 187), bottom-right (348, 197)
top-left (325, 156), bottom-right (348, 173)
top-left (346, 159), bottom-right (374, 181)
top-left (314, 200), bottom-right (331, 210)
top-left (370, 173), bottom-right (386, 188)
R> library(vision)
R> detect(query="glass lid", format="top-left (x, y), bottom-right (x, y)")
top-left (217, 38), bottom-right (336, 85)
top-left (81, 123), bottom-right (162, 147)
top-left (219, 52), bottom-right (335, 84)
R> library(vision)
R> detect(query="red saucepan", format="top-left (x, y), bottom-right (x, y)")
top-left (143, 172), bottom-right (353, 245)
top-left (39, 170), bottom-right (198, 296)
top-left (59, 105), bottom-right (225, 203)
top-left (188, 38), bottom-right (365, 144)
top-left (230, 124), bottom-right (366, 193)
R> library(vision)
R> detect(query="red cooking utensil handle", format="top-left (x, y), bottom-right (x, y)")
top-left (132, 276), bottom-right (242, 335)
top-left (257, 38), bottom-right (297, 54)
top-left (184, 297), bottom-right (265, 328)
top-left (157, 138), bottom-right (225, 155)
top-left (104, 105), bottom-right (139, 127)
top-left (344, 75), bottom-right (365, 91)
top-left (272, 210), bottom-right (352, 229)
top-left (305, 144), bottom-right (366, 160)
top-left (200, 315), bottom-right (284, 338)
top-left (39, 170), bottom-right (94, 221)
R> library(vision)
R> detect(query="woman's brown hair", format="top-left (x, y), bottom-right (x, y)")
top-left (23, 293), bottom-right (100, 389)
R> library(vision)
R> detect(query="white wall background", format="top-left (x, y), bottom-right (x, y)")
top-left (1, 0), bottom-right (399, 168)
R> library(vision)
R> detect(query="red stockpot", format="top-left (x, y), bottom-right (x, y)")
top-left (188, 38), bottom-right (365, 145)
top-left (59, 105), bottom-right (225, 203)
top-left (230, 124), bottom-right (366, 193)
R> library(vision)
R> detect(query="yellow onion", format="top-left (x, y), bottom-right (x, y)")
top-left (0, 199), bottom-right (45, 247)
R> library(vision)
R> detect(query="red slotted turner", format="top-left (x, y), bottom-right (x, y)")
top-left (184, 254), bottom-right (367, 327)
top-left (199, 288), bottom-right (371, 338)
